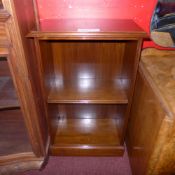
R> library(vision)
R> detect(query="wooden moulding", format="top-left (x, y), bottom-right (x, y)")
top-left (0, 157), bottom-right (44, 175)
top-left (27, 19), bottom-right (148, 40)
top-left (50, 145), bottom-right (124, 157)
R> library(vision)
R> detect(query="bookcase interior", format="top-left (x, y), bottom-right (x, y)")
top-left (37, 39), bottom-right (138, 156)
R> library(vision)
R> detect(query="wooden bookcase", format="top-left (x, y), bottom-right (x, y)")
top-left (0, 0), bottom-right (49, 173)
top-left (1, 0), bottom-right (175, 173)
top-left (28, 19), bottom-right (147, 156)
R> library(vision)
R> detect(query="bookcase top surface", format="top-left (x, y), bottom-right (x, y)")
top-left (28, 19), bottom-right (148, 39)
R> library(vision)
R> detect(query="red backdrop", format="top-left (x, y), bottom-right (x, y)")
top-left (36, 0), bottom-right (159, 48)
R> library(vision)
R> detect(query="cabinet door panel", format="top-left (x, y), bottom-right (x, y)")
top-left (0, 0), bottom-right (49, 173)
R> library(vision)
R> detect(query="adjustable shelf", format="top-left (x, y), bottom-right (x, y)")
top-left (29, 19), bottom-right (147, 156)
top-left (48, 79), bottom-right (128, 104)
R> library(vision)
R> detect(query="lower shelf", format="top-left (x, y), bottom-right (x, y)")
top-left (50, 118), bottom-right (124, 156)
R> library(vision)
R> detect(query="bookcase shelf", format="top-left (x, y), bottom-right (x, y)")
top-left (30, 19), bottom-right (146, 156)
top-left (48, 79), bottom-right (128, 104)
top-left (50, 118), bottom-right (124, 156)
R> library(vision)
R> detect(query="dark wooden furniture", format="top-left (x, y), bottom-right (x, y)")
top-left (1, 0), bottom-right (175, 174)
top-left (0, 0), bottom-right (48, 174)
top-left (0, 0), bottom-right (147, 171)
top-left (28, 18), bottom-right (147, 156)
top-left (127, 48), bottom-right (175, 175)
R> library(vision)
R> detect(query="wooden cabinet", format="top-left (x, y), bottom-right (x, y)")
top-left (28, 19), bottom-right (146, 156)
top-left (5, 0), bottom-right (175, 174)
top-left (0, 0), bottom-right (149, 172)
top-left (127, 48), bottom-right (175, 175)
top-left (0, 0), bottom-right (48, 174)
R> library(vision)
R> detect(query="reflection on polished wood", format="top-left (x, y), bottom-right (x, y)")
top-left (32, 19), bottom-right (145, 156)
top-left (51, 104), bottom-right (126, 119)
top-left (48, 79), bottom-right (128, 104)
top-left (0, 109), bottom-right (32, 157)
top-left (49, 104), bottom-right (126, 145)
top-left (50, 118), bottom-right (124, 156)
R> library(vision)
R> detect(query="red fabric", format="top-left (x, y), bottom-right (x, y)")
top-left (36, 0), bottom-right (158, 48)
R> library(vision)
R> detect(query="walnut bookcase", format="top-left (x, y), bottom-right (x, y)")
top-left (28, 19), bottom-right (147, 156)
top-left (0, 0), bottom-right (49, 173)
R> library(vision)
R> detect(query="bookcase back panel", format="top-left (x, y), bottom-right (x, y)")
top-left (49, 104), bottom-right (126, 146)
top-left (51, 41), bottom-right (125, 80)
top-left (39, 40), bottom-right (138, 98)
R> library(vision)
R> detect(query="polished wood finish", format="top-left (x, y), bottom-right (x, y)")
top-left (0, 159), bottom-right (43, 175)
top-left (49, 104), bottom-right (126, 156)
top-left (0, 48), bottom-right (8, 56)
top-left (31, 19), bottom-right (145, 156)
top-left (45, 41), bottom-right (128, 104)
top-left (50, 118), bottom-right (124, 156)
top-left (28, 19), bottom-right (148, 39)
top-left (48, 79), bottom-right (127, 104)
top-left (2, 0), bottom-right (49, 156)
top-left (127, 48), bottom-right (175, 175)
top-left (0, 0), bottom-right (49, 172)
